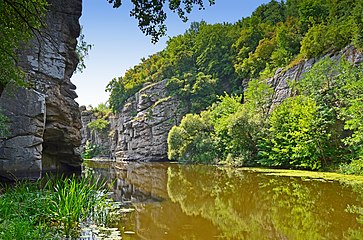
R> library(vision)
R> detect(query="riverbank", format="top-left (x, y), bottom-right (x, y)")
top-left (0, 175), bottom-right (122, 239)
top-left (85, 158), bottom-right (363, 186)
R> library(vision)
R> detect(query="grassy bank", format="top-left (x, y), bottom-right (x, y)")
top-left (0, 175), bottom-right (121, 239)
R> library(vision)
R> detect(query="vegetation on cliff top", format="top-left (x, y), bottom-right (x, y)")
top-left (107, 0), bottom-right (363, 112)
top-left (106, 0), bottom-right (363, 172)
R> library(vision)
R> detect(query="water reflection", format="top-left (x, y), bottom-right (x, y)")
top-left (85, 161), bottom-right (363, 240)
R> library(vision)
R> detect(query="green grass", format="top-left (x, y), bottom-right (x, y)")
top-left (0, 175), bottom-right (119, 239)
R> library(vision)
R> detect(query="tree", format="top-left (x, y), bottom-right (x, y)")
top-left (0, 0), bottom-right (48, 92)
top-left (258, 96), bottom-right (331, 170)
top-left (107, 0), bottom-right (216, 43)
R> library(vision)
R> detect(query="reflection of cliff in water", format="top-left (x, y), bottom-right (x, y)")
top-left (86, 161), bottom-right (222, 240)
top-left (85, 160), bottom-right (168, 203)
top-left (86, 161), bottom-right (363, 240)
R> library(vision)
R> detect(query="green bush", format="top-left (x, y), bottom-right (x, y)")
top-left (340, 62), bottom-right (363, 161)
top-left (82, 140), bottom-right (101, 159)
top-left (258, 96), bottom-right (330, 170)
top-left (87, 118), bottom-right (110, 132)
top-left (339, 159), bottom-right (363, 175)
top-left (167, 113), bottom-right (216, 163)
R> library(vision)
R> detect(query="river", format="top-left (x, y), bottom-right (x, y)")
top-left (85, 160), bottom-right (363, 240)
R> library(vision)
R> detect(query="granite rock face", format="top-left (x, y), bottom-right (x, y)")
top-left (81, 80), bottom-right (186, 162)
top-left (0, 0), bottom-right (82, 179)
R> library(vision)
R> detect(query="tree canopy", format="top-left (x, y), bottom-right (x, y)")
top-left (107, 0), bottom-right (216, 43)
top-left (107, 0), bottom-right (363, 113)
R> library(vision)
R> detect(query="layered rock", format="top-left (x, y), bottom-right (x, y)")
top-left (0, 0), bottom-right (82, 179)
top-left (80, 106), bottom-right (113, 158)
top-left (269, 45), bottom-right (363, 107)
top-left (81, 80), bottom-right (185, 162)
top-left (81, 46), bottom-right (363, 163)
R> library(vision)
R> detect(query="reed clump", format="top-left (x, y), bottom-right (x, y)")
top-left (0, 175), bottom-right (120, 239)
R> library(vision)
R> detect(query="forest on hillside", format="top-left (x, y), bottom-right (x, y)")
top-left (106, 0), bottom-right (363, 172)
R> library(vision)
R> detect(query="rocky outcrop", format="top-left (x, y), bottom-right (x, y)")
top-left (269, 45), bottom-right (363, 107)
top-left (81, 80), bottom-right (186, 162)
top-left (80, 106), bottom-right (113, 158)
top-left (0, 0), bottom-right (82, 179)
top-left (82, 46), bottom-right (363, 163)
top-left (114, 80), bottom-right (185, 161)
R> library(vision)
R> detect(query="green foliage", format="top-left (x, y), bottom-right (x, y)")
top-left (168, 113), bottom-right (215, 163)
top-left (87, 103), bottom-right (111, 132)
top-left (296, 58), bottom-right (363, 162)
top-left (258, 96), bottom-right (332, 170)
top-left (88, 118), bottom-right (109, 132)
top-left (0, 0), bottom-right (48, 89)
top-left (45, 175), bottom-right (110, 237)
top-left (0, 176), bottom-right (118, 238)
top-left (168, 84), bottom-right (273, 166)
top-left (340, 62), bottom-right (363, 161)
top-left (75, 27), bottom-right (93, 73)
top-left (82, 140), bottom-right (101, 159)
top-left (339, 159), bottom-right (363, 175)
top-left (108, 0), bottom-right (216, 43)
top-left (166, 72), bottom-right (217, 113)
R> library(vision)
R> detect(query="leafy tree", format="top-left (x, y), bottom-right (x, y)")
top-left (167, 113), bottom-right (215, 163)
top-left (193, 23), bottom-right (240, 87)
top-left (250, 0), bottom-right (286, 26)
top-left (107, 0), bottom-right (216, 43)
top-left (87, 103), bottom-right (111, 132)
top-left (258, 96), bottom-right (331, 170)
top-left (0, 109), bottom-right (9, 138)
top-left (0, 0), bottom-right (48, 92)
top-left (340, 63), bottom-right (363, 161)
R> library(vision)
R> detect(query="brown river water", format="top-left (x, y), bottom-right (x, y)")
top-left (85, 161), bottom-right (363, 240)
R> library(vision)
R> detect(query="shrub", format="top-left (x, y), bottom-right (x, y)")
top-left (258, 96), bottom-right (331, 170)
top-left (167, 113), bottom-right (216, 163)
top-left (82, 140), bottom-right (101, 159)
top-left (87, 118), bottom-right (110, 132)
top-left (339, 159), bottom-right (363, 176)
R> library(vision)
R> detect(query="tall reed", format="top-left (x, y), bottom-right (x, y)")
top-left (45, 175), bottom-right (109, 237)
top-left (0, 174), bottom-right (117, 239)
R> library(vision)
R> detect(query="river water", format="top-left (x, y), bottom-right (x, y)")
top-left (85, 161), bottom-right (363, 240)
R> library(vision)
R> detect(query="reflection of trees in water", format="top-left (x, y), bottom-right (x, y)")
top-left (345, 184), bottom-right (363, 239)
top-left (167, 165), bottom-right (363, 240)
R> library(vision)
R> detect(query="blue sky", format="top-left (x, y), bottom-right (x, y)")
top-left (72, 0), bottom-right (271, 107)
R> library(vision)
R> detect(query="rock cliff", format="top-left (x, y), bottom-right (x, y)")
top-left (81, 80), bottom-right (185, 161)
top-left (0, 0), bottom-right (82, 179)
top-left (81, 46), bottom-right (362, 163)
top-left (268, 45), bottom-right (363, 107)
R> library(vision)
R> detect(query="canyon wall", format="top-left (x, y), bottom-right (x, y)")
top-left (81, 80), bottom-right (186, 161)
top-left (82, 46), bottom-right (363, 163)
top-left (0, 0), bottom-right (82, 179)
top-left (268, 45), bottom-right (363, 108)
